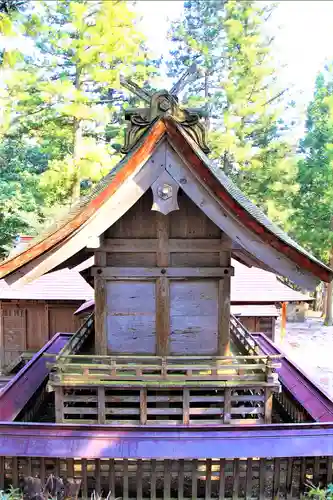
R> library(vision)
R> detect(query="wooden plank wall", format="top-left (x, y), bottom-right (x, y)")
top-left (98, 189), bottom-right (232, 356)
top-left (239, 317), bottom-right (275, 341)
top-left (0, 301), bottom-right (82, 371)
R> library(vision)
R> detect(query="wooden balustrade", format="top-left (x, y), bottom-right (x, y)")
top-left (0, 455), bottom-right (332, 499)
top-left (230, 315), bottom-right (262, 356)
top-left (48, 353), bottom-right (281, 426)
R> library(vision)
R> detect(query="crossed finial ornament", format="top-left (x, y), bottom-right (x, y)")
top-left (120, 64), bottom-right (210, 154)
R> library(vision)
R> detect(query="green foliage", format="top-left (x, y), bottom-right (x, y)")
top-left (0, 0), bottom-right (158, 253)
top-left (168, 0), bottom-right (296, 227)
top-left (0, 138), bottom-right (47, 256)
top-left (1, 0), bottom-right (154, 204)
top-left (291, 68), bottom-right (333, 262)
top-left (0, 486), bottom-right (22, 500)
top-left (306, 482), bottom-right (333, 500)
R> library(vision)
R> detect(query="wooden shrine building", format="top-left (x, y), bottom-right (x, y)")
top-left (0, 268), bottom-right (93, 372)
top-left (0, 79), bottom-right (332, 499)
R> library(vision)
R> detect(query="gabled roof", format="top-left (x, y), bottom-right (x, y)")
top-left (0, 268), bottom-right (93, 301)
top-left (0, 117), bottom-right (330, 290)
top-left (231, 260), bottom-right (312, 303)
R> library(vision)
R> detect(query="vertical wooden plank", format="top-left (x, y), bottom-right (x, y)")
top-left (205, 459), bottom-right (212, 500)
top-left (223, 388), bottom-right (231, 424)
top-left (313, 457), bottom-right (320, 486)
top-left (109, 459), bottom-right (116, 500)
top-left (299, 458), bottom-right (307, 499)
top-left (123, 459), bottom-right (129, 500)
top-left (95, 458), bottom-right (101, 495)
top-left (27, 457), bottom-right (32, 477)
top-left (218, 242), bottom-right (231, 356)
top-left (0, 456), bottom-right (4, 490)
top-left (245, 458), bottom-right (252, 500)
top-left (156, 277), bottom-right (170, 356)
top-left (12, 457), bottom-right (18, 488)
top-left (264, 388), bottom-right (273, 424)
top-left (156, 212), bottom-right (169, 356)
top-left (286, 458), bottom-right (293, 500)
top-left (219, 459), bottom-right (225, 500)
top-left (81, 459), bottom-right (88, 499)
top-left (183, 389), bottom-right (190, 425)
top-left (55, 387), bottom-right (64, 423)
top-left (95, 276), bottom-right (107, 355)
top-left (192, 460), bottom-right (198, 500)
top-left (327, 457), bottom-right (333, 486)
top-left (137, 459), bottom-right (143, 500)
top-left (259, 458), bottom-right (266, 500)
top-left (0, 304), bottom-right (4, 373)
top-left (67, 458), bottom-right (74, 478)
top-left (151, 459), bottom-right (157, 500)
top-left (164, 460), bottom-right (171, 500)
top-left (232, 459), bottom-right (240, 500)
top-left (178, 459), bottom-right (184, 500)
top-left (55, 458), bottom-right (61, 477)
top-left (156, 212), bottom-right (169, 267)
top-left (40, 457), bottom-right (45, 487)
top-left (273, 458), bottom-right (280, 500)
top-left (44, 304), bottom-right (49, 340)
top-left (98, 387), bottom-right (106, 424)
top-left (140, 388), bottom-right (147, 424)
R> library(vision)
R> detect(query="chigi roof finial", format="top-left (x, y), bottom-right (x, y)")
top-left (120, 63), bottom-right (210, 154)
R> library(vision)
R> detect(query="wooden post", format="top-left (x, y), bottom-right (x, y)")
top-left (325, 247), bottom-right (333, 325)
top-left (280, 302), bottom-right (287, 342)
top-left (156, 213), bottom-right (170, 355)
top-left (55, 387), bottom-right (64, 423)
top-left (95, 250), bottom-right (107, 355)
top-left (218, 235), bottom-right (231, 356)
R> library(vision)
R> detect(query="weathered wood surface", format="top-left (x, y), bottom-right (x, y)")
top-left (106, 281), bottom-right (156, 354)
top-left (0, 301), bottom-right (80, 371)
top-left (170, 281), bottom-right (218, 355)
top-left (56, 386), bottom-right (269, 425)
top-left (0, 332), bottom-right (71, 421)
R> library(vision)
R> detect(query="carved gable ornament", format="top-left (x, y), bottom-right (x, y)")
top-left (120, 66), bottom-right (210, 155)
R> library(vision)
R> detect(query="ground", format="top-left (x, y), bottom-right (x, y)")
top-left (275, 312), bottom-right (333, 398)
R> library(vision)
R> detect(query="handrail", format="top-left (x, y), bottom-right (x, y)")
top-left (0, 421), bottom-right (332, 458)
top-left (230, 314), bottom-right (262, 356)
top-left (57, 313), bottom-right (94, 359)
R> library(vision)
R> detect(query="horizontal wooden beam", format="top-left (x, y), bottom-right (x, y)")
top-left (100, 238), bottom-right (231, 253)
top-left (0, 422), bottom-right (332, 458)
top-left (91, 266), bottom-right (234, 278)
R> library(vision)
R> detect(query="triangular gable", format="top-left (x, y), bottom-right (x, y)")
top-left (0, 117), bottom-right (331, 290)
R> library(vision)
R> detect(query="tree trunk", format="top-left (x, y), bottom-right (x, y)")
top-left (204, 69), bottom-right (210, 131)
top-left (71, 118), bottom-right (82, 203)
top-left (324, 249), bottom-right (333, 325)
top-left (71, 64), bottom-right (82, 204)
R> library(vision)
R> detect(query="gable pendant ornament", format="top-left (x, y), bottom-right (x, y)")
top-left (119, 69), bottom-right (210, 155)
top-left (151, 170), bottom-right (179, 215)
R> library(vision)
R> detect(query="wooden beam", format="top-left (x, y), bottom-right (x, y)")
top-left (101, 238), bottom-right (227, 253)
top-left (92, 267), bottom-right (234, 278)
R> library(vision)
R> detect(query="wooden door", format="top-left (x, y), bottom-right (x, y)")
top-left (106, 281), bottom-right (156, 354)
top-left (3, 306), bottom-right (26, 367)
top-left (170, 280), bottom-right (218, 355)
